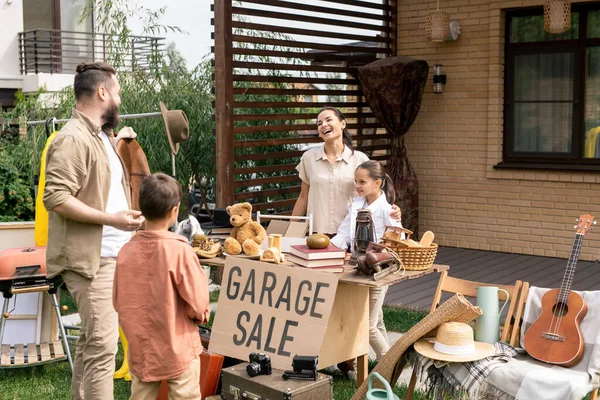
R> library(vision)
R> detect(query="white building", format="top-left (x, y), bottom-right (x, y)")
top-left (0, 0), bottom-right (163, 110)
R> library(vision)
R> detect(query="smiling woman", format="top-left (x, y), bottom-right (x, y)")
top-left (291, 107), bottom-right (369, 236)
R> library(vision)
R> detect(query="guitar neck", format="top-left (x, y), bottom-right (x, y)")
top-left (558, 233), bottom-right (583, 303)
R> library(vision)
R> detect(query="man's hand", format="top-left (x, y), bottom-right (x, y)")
top-left (201, 309), bottom-right (211, 324)
top-left (390, 204), bottom-right (402, 223)
top-left (109, 210), bottom-right (145, 231)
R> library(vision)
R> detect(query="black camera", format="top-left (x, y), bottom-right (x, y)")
top-left (246, 352), bottom-right (272, 377)
top-left (292, 355), bottom-right (318, 374)
top-left (282, 355), bottom-right (318, 381)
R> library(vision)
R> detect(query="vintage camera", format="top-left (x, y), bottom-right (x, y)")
top-left (292, 355), bottom-right (318, 374)
top-left (282, 355), bottom-right (318, 381)
top-left (246, 352), bottom-right (272, 377)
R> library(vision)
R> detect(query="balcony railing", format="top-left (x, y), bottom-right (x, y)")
top-left (19, 29), bottom-right (165, 75)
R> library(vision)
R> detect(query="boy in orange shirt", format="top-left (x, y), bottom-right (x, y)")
top-left (113, 172), bottom-right (210, 399)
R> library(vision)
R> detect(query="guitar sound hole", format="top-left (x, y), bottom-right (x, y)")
top-left (551, 302), bottom-right (569, 317)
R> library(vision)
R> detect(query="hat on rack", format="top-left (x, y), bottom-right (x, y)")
top-left (200, 208), bottom-right (234, 230)
top-left (159, 101), bottom-right (189, 155)
top-left (413, 321), bottom-right (494, 363)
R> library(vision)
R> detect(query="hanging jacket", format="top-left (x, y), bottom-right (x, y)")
top-left (116, 127), bottom-right (151, 211)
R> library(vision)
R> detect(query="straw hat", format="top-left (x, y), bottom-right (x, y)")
top-left (159, 101), bottom-right (189, 155)
top-left (414, 321), bottom-right (494, 362)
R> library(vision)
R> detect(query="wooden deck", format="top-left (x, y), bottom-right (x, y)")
top-left (385, 246), bottom-right (600, 310)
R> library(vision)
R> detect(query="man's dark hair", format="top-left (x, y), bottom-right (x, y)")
top-left (139, 173), bottom-right (182, 221)
top-left (73, 62), bottom-right (116, 101)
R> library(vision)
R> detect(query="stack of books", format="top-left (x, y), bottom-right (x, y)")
top-left (287, 244), bottom-right (346, 273)
top-left (205, 227), bottom-right (232, 242)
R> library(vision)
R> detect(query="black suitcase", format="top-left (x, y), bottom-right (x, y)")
top-left (221, 362), bottom-right (333, 400)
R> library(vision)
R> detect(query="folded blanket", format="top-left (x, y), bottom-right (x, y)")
top-left (479, 287), bottom-right (600, 400)
top-left (415, 341), bottom-right (518, 399)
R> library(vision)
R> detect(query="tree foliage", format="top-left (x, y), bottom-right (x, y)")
top-left (0, 1), bottom-right (314, 220)
top-left (0, 146), bottom-right (34, 222)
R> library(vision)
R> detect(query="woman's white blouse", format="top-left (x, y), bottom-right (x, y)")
top-left (296, 145), bottom-right (369, 234)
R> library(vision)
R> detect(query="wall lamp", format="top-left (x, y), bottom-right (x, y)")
top-left (433, 65), bottom-right (446, 94)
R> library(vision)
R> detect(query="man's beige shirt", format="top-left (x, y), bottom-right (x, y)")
top-left (296, 145), bottom-right (369, 234)
top-left (43, 109), bottom-right (131, 278)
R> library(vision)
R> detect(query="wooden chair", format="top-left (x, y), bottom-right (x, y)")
top-left (405, 271), bottom-right (529, 399)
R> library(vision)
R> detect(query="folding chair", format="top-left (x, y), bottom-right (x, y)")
top-left (351, 293), bottom-right (483, 400)
top-left (405, 271), bottom-right (529, 399)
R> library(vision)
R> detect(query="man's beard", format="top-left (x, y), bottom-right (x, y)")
top-left (101, 99), bottom-right (120, 131)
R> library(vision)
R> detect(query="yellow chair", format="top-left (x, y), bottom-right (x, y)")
top-left (113, 327), bottom-right (131, 381)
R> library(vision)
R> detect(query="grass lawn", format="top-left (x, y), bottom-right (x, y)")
top-left (209, 287), bottom-right (220, 303)
top-left (0, 290), bottom-right (428, 399)
top-left (0, 349), bottom-right (430, 400)
top-left (60, 288), bottom-right (78, 316)
top-left (0, 343), bottom-right (131, 400)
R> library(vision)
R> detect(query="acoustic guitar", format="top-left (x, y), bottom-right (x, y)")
top-left (523, 214), bottom-right (595, 367)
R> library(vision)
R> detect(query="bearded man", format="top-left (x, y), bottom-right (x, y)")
top-left (43, 61), bottom-right (145, 399)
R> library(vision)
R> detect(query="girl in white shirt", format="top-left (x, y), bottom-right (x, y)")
top-left (331, 160), bottom-right (402, 359)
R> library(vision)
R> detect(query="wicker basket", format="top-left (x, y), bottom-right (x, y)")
top-left (387, 243), bottom-right (438, 271)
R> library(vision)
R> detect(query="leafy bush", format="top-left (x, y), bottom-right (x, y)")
top-left (0, 57), bottom-right (215, 220)
top-left (0, 146), bottom-right (34, 222)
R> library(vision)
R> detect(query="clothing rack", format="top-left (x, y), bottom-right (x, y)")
top-left (25, 111), bottom-right (177, 186)
top-left (26, 111), bottom-right (163, 128)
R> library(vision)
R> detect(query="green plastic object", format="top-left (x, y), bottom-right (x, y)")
top-left (366, 372), bottom-right (399, 400)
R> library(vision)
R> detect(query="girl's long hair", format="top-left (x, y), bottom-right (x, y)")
top-left (318, 106), bottom-right (354, 155)
top-left (357, 160), bottom-right (395, 204)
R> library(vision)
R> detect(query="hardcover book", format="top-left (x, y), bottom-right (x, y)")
top-left (289, 244), bottom-right (346, 260)
top-left (286, 254), bottom-right (344, 268)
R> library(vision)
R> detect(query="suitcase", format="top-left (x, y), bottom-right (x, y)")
top-left (156, 350), bottom-right (224, 399)
top-left (221, 363), bottom-right (333, 400)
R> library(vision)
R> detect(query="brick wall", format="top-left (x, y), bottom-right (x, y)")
top-left (397, 0), bottom-right (600, 261)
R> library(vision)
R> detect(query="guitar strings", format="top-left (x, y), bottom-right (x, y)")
top-left (550, 234), bottom-right (579, 335)
top-left (555, 233), bottom-right (582, 334)
top-left (548, 242), bottom-right (571, 334)
top-left (549, 230), bottom-right (583, 336)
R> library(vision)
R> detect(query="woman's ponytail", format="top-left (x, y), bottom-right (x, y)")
top-left (342, 128), bottom-right (355, 155)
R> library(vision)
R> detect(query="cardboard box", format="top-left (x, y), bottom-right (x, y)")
top-left (261, 220), bottom-right (309, 253)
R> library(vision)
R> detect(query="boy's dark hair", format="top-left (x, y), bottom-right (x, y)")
top-left (74, 62), bottom-right (116, 101)
top-left (139, 173), bottom-right (182, 221)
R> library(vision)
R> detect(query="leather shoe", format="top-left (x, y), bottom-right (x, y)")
top-left (357, 255), bottom-right (371, 275)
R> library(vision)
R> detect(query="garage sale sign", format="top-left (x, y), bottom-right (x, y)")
top-left (208, 257), bottom-right (339, 370)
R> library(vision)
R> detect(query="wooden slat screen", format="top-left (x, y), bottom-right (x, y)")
top-left (213, 0), bottom-right (395, 212)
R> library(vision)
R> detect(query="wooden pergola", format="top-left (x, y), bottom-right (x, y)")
top-left (212, 0), bottom-right (397, 211)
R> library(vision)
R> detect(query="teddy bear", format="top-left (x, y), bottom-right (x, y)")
top-left (223, 202), bottom-right (267, 256)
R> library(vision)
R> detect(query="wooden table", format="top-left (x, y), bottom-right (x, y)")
top-left (201, 256), bottom-right (449, 386)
